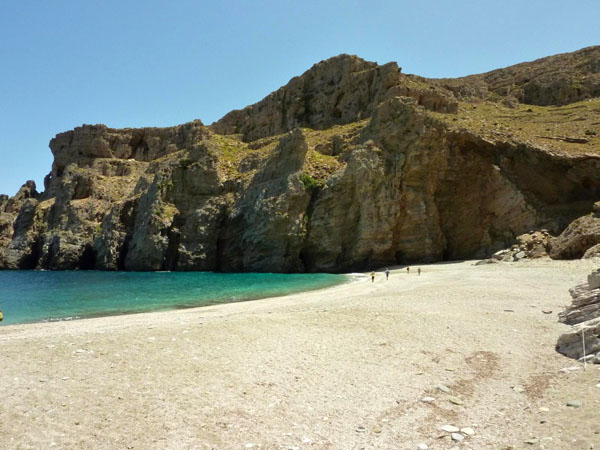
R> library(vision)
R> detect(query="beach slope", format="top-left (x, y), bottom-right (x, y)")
top-left (1, 259), bottom-right (599, 449)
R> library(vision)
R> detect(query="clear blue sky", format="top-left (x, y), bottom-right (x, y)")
top-left (1, 0), bottom-right (598, 196)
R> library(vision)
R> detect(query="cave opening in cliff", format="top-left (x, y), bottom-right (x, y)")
top-left (79, 245), bottom-right (96, 270)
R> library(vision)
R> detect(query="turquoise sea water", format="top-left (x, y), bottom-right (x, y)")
top-left (0, 271), bottom-right (347, 326)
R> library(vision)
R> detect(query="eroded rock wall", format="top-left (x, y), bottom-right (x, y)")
top-left (1, 53), bottom-right (599, 272)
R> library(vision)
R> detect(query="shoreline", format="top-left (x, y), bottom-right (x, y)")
top-left (0, 270), bottom-right (364, 337)
top-left (2, 258), bottom-right (599, 449)
top-left (0, 271), bottom-right (356, 328)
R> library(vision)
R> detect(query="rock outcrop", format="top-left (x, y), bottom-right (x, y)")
top-left (556, 269), bottom-right (600, 364)
top-left (488, 230), bottom-right (551, 262)
top-left (1, 49), bottom-right (600, 272)
top-left (549, 209), bottom-right (600, 259)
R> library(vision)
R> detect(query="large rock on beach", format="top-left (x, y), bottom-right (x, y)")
top-left (549, 213), bottom-right (600, 260)
top-left (557, 269), bottom-right (600, 363)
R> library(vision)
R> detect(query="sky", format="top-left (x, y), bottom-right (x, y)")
top-left (1, 0), bottom-right (599, 196)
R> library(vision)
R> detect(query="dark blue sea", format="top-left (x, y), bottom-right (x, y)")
top-left (0, 271), bottom-right (347, 325)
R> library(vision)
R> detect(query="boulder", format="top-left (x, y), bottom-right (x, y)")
top-left (549, 213), bottom-right (600, 259)
top-left (556, 317), bottom-right (600, 362)
top-left (557, 269), bottom-right (600, 363)
top-left (583, 243), bottom-right (600, 259)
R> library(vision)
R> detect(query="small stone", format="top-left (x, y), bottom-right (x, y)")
top-left (567, 400), bottom-right (582, 408)
top-left (539, 407), bottom-right (549, 412)
top-left (513, 385), bottom-right (525, 393)
top-left (373, 427), bottom-right (382, 434)
top-left (417, 444), bottom-right (429, 450)
top-left (438, 385), bottom-right (451, 394)
top-left (542, 310), bottom-right (552, 314)
top-left (515, 251), bottom-right (526, 260)
top-left (441, 425), bottom-right (460, 433)
top-left (460, 427), bottom-right (475, 436)
top-left (524, 438), bottom-right (539, 445)
top-left (245, 444), bottom-right (254, 449)
top-left (596, 383), bottom-right (600, 388)
top-left (451, 432), bottom-right (464, 442)
top-left (422, 396), bottom-right (435, 403)
top-left (445, 367), bottom-right (456, 372)
top-left (356, 426), bottom-right (366, 432)
top-left (448, 396), bottom-right (464, 405)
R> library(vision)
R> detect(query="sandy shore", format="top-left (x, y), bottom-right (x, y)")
top-left (1, 259), bottom-right (599, 450)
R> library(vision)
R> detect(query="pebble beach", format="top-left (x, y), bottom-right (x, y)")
top-left (1, 259), bottom-right (599, 449)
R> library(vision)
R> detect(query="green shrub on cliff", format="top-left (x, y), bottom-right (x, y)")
top-left (300, 174), bottom-right (319, 192)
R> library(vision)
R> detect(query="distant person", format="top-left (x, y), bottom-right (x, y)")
top-left (418, 267), bottom-right (421, 276)
top-left (406, 266), bottom-right (410, 274)
top-left (0, 308), bottom-right (3, 322)
top-left (370, 271), bottom-right (375, 283)
top-left (385, 268), bottom-right (390, 280)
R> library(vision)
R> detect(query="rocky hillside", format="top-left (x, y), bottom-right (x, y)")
top-left (1, 48), bottom-right (599, 272)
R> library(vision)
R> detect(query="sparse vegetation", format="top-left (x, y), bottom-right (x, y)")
top-left (429, 98), bottom-right (600, 155)
top-left (300, 174), bottom-right (319, 191)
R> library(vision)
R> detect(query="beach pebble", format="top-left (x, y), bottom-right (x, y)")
top-left (460, 427), bottom-right (475, 436)
top-left (448, 396), bottom-right (464, 405)
top-left (356, 426), bottom-right (366, 432)
top-left (513, 385), bottom-right (525, 393)
top-left (567, 400), bottom-right (582, 408)
top-left (373, 427), bottom-right (382, 434)
top-left (441, 425), bottom-right (460, 433)
top-left (245, 444), bottom-right (254, 448)
top-left (451, 432), bottom-right (464, 442)
top-left (417, 444), bottom-right (428, 450)
top-left (524, 438), bottom-right (539, 445)
top-left (422, 396), bottom-right (435, 403)
top-left (438, 385), bottom-right (451, 393)
top-left (596, 383), bottom-right (600, 388)
top-left (539, 407), bottom-right (549, 412)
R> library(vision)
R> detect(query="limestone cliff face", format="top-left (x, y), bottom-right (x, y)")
top-left (1, 50), bottom-right (599, 272)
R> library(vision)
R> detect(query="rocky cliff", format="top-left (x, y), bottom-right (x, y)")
top-left (1, 49), bottom-right (600, 272)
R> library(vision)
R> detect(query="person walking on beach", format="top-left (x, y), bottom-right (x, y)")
top-left (406, 266), bottom-right (410, 274)
top-left (418, 267), bottom-right (421, 276)
top-left (385, 268), bottom-right (390, 280)
top-left (370, 271), bottom-right (375, 282)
